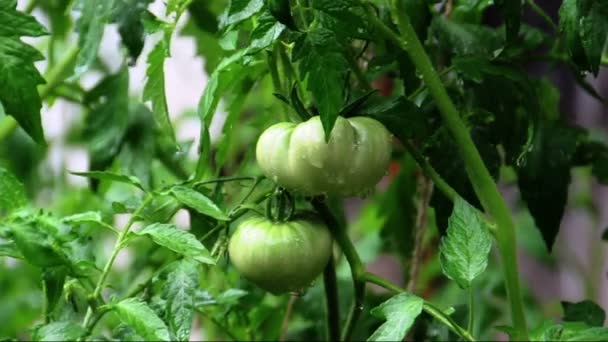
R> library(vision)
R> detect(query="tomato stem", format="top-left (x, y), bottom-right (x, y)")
top-left (312, 197), bottom-right (365, 341)
top-left (359, 1), bottom-right (529, 339)
top-left (323, 257), bottom-right (341, 342)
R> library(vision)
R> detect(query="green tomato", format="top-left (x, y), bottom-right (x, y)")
top-left (256, 116), bottom-right (392, 196)
top-left (228, 213), bottom-right (332, 294)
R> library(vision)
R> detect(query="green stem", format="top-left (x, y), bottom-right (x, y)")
top-left (526, 0), bottom-right (558, 33)
top-left (82, 194), bottom-right (155, 329)
top-left (24, 0), bottom-right (38, 13)
top-left (468, 286), bottom-right (475, 334)
top-left (312, 198), bottom-right (365, 341)
top-left (323, 256), bottom-right (341, 342)
top-left (361, 2), bottom-right (528, 339)
top-left (193, 176), bottom-right (257, 189)
top-left (404, 140), bottom-right (458, 202)
top-left (362, 273), bottom-right (476, 342)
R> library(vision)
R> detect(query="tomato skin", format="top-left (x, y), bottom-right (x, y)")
top-left (255, 116), bottom-right (392, 196)
top-left (228, 213), bottom-right (332, 294)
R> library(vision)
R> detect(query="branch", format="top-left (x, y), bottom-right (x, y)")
top-left (323, 257), bottom-right (341, 341)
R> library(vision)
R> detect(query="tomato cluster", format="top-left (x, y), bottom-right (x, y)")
top-left (229, 116), bottom-right (391, 294)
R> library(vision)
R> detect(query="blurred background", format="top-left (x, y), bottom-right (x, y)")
top-left (1, 0), bottom-right (607, 339)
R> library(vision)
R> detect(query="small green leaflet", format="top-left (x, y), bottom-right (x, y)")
top-left (70, 170), bottom-right (145, 191)
top-left (133, 223), bottom-right (215, 264)
top-left (439, 197), bottom-right (492, 289)
top-left (248, 11), bottom-right (285, 53)
top-left (0, 167), bottom-right (28, 213)
top-left (562, 300), bottom-right (606, 327)
top-left (170, 185), bottom-right (229, 221)
top-left (0, 1), bottom-right (47, 144)
top-left (162, 258), bottom-right (199, 341)
top-left (0, 242), bottom-right (23, 259)
top-left (112, 298), bottom-right (171, 341)
top-left (292, 27), bottom-right (348, 141)
top-left (113, 0), bottom-right (154, 62)
top-left (61, 211), bottom-right (103, 224)
top-left (42, 267), bottom-right (67, 320)
top-left (32, 321), bottom-right (86, 341)
top-left (219, 0), bottom-right (264, 29)
top-left (73, 0), bottom-right (117, 77)
top-left (368, 293), bottom-right (424, 341)
top-left (143, 39), bottom-right (178, 152)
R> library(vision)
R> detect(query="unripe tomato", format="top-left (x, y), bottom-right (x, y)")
top-left (228, 213), bottom-right (332, 294)
top-left (256, 116), bottom-right (392, 196)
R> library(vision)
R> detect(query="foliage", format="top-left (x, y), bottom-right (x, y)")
top-left (0, 0), bottom-right (607, 341)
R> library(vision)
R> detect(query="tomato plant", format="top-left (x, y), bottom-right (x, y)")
top-left (0, 0), bottom-right (607, 341)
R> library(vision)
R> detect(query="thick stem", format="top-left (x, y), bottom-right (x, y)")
top-left (312, 197), bottom-right (365, 341)
top-left (404, 140), bottom-right (457, 203)
top-left (468, 286), bottom-right (475, 334)
top-left (361, 2), bottom-right (529, 339)
top-left (323, 257), bottom-right (341, 342)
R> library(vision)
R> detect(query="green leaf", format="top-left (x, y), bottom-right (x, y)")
top-left (32, 321), bottom-right (86, 341)
top-left (170, 186), bottom-right (229, 221)
top-left (495, 0), bottom-right (521, 44)
top-left (368, 293), bottom-right (424, 341)
top-left (134, 223), bottom-right (215, 264)
top-left (143, 39), bottom-right (178, 152)
top-left (531, 321), bottom-right (608, 341)
top-left (292, 27), bottom-right (348, 140)
top-left (562, 300), bottom-right (606, 327)
top-left (267, 0), bottom-right (297, 30)
top-left (219, 0), bottom-right (264, 28)
top-left (439, 197), bottom-right (492, 288)
top-left (42, 267), bottom-right (67, 317)
top-left (74, 0), bottom-right (117, 77)
top-left (517, 123), bottom-right (583, 251)
top-left (0, 167), bottom-right (28, 213)
top-left (113, 0), bottom-right (154, 63)
top-left (559, 0), bottom-right (608, 75)
top-left (113, 298), bottom-right (171, 341)
top-left (0, 242), bottom-right (23, 259)
top-left (82, 68), bottom-right (131, 171)
top-left (9, 220), bottom-right (69, 268)
top-left (362, 96), bottom-right (431, 143)
top-left (432, 17), bottom-right (503, 57)
top-left (69, 171), bottom-right (145, 191)
top-left (0, 1), bottom-right (47, 144)
top-left (248, 11), bottom-right (285, 52)
top-left (162, 259), bottom-right (199, 341)
top-left (61, 211), bottom-right (103, 224)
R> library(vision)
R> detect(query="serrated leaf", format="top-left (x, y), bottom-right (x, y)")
top-left (70, 171), bottom-right (145, 191)
top-left (0, 167), bottom-right (28, 213)
top-left (82, 69), bottom-right (131, 171)
top-left (368, 293), bottom-right (424, 341)
top-left (219, 0), bottom-right (264, 29)
top-left (134, 223), bottom-right (215, 264)
top-left (42, 267), bottom-right (67, 317)
top-left (432, 17), bottom-right (503, 57)
top-left (292, 27), bottom-right (348, 140)
top-left (248, 11), bottom-right (285, 52)
top-left (563, 300), bottom-right (606, 327)
top-left (32, 321), bottom-right (86, 341)
top-left (9, 220), bottom-right (70, 268)
top-left (143, 39), bottom-right (178, 151)
top-left (517, 123), bottom-right (582, 251)
top-left (0, 2), bottom-right (47, 144)
top-left (531, 321), bottom-right (608, 341)
top-left (559, 0), bottom-right (608, 75)
top-left (439, 197), bottom-right (492, 288)
top-left (162, 258), bottom-right (199, 341)
top-left (74, 0), bottom-right (117, 77)
top-left (113, 298), bottom-right (171, 341)
top-left (170, 186), bottom-right (228, 221)
top-left (113, 0), bottom-right (154, 63)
